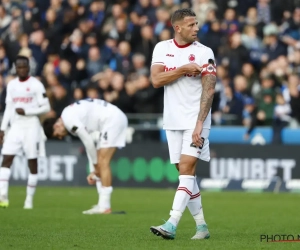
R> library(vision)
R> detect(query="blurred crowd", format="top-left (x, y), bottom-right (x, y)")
top-left (0, 0), bottom-right (299, 142)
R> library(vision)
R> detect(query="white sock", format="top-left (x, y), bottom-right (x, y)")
top-left (0, 167), bottom-right (11, 199)
top-left (96, 177), bottom-right (102, 194)
top-left (95, 177), bottom-right (102, 205)
top-left (167, 175), bottom-right (194, 227)
top-left (26, 174), bottom-right (38, 199)
top-left (187, 177), bottom-right (206, 226)
top-left (98, 186), bottom-right (113, 210)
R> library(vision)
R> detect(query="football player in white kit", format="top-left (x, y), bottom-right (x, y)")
top-left (0, 56), bottom-right (51, 209)
top-left (149, 9), bottom-right (217, 240)
top-left (42, 98), bottom-right (128, 214)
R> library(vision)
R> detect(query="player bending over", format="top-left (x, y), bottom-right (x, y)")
top-left (149, 8), bottom-right (217, 240)
top-left (42, 98), bottom-right (128, 214)
top-left (0, 56), bottom-right (51, 209)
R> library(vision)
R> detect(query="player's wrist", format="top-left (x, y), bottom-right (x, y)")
top-left (178, 66), bottom-right (186, 76)
top-left (196, 120), bottom-right (204, 125)
top-left (89, 172), bottom-right (96, 179)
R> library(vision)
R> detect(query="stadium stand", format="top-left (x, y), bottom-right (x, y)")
top-left (0, 0), bottom-right (299, 143)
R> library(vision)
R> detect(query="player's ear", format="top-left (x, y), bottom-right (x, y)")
top-left (54, 118), bottom-right (62, 126)
top-left (173, 24), bottom-right (181, 33)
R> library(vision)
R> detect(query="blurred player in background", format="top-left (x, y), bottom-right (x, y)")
top-left (150, 9), bottom-right (217, 240)
top-left (0, 56), bottom-right (51, 209)
top-left (42, 98), bottom-right (128, 214)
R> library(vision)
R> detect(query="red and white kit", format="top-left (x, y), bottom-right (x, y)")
top-left (61, 99), bottom-right (128, 165)
top-left (1, 77), bottom-right (50, 159)
top-left (151, 39), bottom-right (216, 163)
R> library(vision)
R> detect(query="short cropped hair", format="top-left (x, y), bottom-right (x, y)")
top-left (15, 55), bottom-right (29, 65)
top-left (171, 8), bottom-right (196, 25)
top-left (43, 118), bottom-right (57, 139)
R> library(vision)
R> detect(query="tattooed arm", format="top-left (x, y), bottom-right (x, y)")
top-left (192, 60), bottom-right (217, 147)
top-left (197, 74), bottom-right (217, 122)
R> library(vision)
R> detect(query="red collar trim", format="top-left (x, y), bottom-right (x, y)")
top-left (19, 76), bottom-right (30, 82)
top-left (173, 39), bottom-right (193, 48)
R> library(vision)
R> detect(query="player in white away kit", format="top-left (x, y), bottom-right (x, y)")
top-left (42, 98), bottom-right (128, 214)
top-left (0, 56), bottom-right (51, 209)
top-left (149, 9), bottom-right (217, 240)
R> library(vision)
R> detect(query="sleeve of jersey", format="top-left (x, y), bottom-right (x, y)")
top-left (76, 127), bottom-right (98, 165)
top-left (25, 82), bottom-right (51, 116)
top-left (0, 102), bottom-right (12, 131)
top-left (1, 86), bottom-right (13, 131)
top-left (200, 48), bottom-right (217, 77)
top-left (151, 42), bottom-right (165, 66)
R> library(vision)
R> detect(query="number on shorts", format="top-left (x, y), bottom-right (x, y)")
top-left (99, 132), bottom-right (108, 141)
top-left (103, 132), bottom-right (108, 140)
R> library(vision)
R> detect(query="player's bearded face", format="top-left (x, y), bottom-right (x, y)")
top-left (53, 120), bottom-right (68, 139)
top-left (177, 17), bottom-right (199, 43)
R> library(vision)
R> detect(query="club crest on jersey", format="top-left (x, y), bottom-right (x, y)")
top-left (188, 54), bottom-right (195, 62)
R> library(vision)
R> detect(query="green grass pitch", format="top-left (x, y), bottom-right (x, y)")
top-left (0, 187), bottom-right (299, 250)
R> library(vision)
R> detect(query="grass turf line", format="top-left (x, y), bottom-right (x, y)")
top-left (0, 187), bottom-right (299, 250)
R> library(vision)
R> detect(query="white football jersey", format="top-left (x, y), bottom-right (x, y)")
top-left (5, 76), bottom-right (49, 126)
top-left (61, 98), bottom-right (119, 136)
top-left (151, 39), bottom-right (215, 130)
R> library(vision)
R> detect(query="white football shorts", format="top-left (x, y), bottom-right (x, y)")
top-left (96, 110), bottom-right (128, 149)
top-left (166, 128), bottom-right (210, 164)
top-left (38, 128), bottom-right (47, 158)
top-left (2, 123), bottom-right (42, 159)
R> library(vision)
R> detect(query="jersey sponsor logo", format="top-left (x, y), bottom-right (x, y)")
top-left (164, 66), bottom-right (177, 71)
top-left (188, 54), bottom-right (195, 62)
top-left (13, 97), bottom-right (33, 103)
top-left (166, 54), bottom-right (174, 57)
top-left (26, 88), bottom-right (30, 91)
top-left (165, 66), bottom-right (199, 77)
